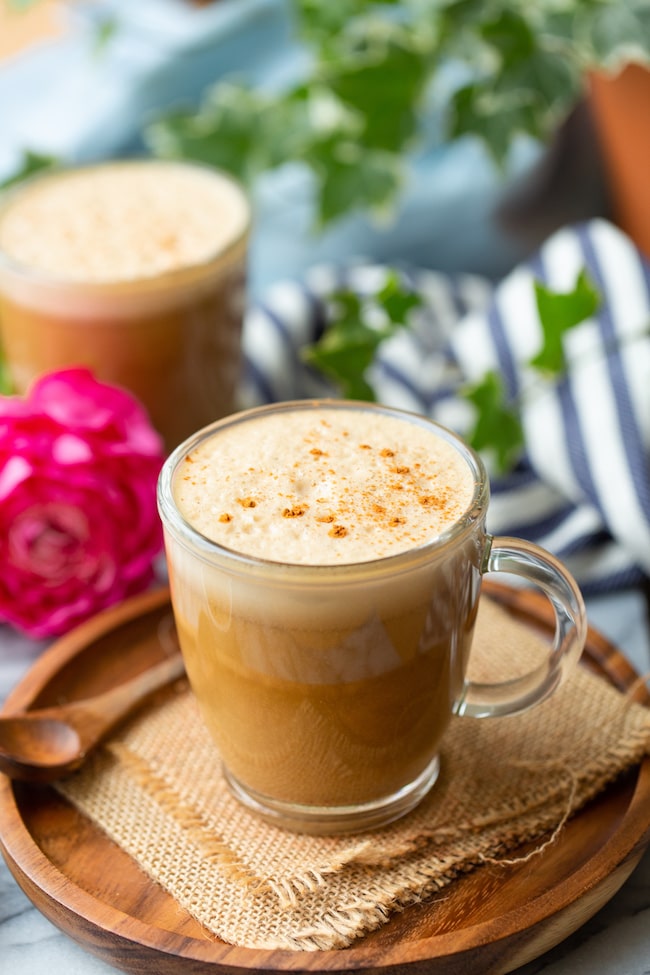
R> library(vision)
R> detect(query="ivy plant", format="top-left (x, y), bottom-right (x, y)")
top-left (301, 267), bottom-right (605, 473)
top-left (145, 0), bottom-right (650, 226)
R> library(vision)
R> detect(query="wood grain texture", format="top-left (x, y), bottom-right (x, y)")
top-left (1, 583), bottom-right (649, 975)
top-left (0, 652), bottom-right (185, 781)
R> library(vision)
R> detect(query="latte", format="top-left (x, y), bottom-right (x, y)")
top-left (159, 402), bottom-right (586, 832)
top-left (0, 160), bottom-right (250, 451)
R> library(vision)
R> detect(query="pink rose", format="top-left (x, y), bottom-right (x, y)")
top-left (0, 369), bottom-right (165, 638)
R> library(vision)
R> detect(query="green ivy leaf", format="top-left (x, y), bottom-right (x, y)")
top-left (0, 150), bottom-right (58, 191)
top-left (445, 5), bottom-right (580, 163)
top-left (296, 0), bottom-right (401, 46)
top-left (588, 5), bottom-right (650, 67)
top-left (0, 360), bottom-right (12, 396)
top-left (324, 35), bottom-right (430, 153)
top-left (480, 8), bottom-right (536, 67)
top-left (450, 83), bottom-right (543, 165)
top-left (301, 286), bottom-right (381, 400)
top-left (306, 138), bottom-right (402, 225)
top-left (145, 84), bottom-right (272, 183)
top-left (531, 269), bottom-right (601, 373)
top-left (301, 264), bottom-right (603, 474)
top-left (303, 334), bottom-right (379, 401)
top-left (463, 370), bottom-right (524, 473)
top-left (301, 271), bottom-right (422, 399)
top-left (376, 271), bottom-right (423, 324)
top-left (144, 0), bottom-right (647, 226)
top-left (449, 15), bottom-right (575, 166)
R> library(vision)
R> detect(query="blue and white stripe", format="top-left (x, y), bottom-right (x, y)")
top-left (241, 220), bottom-right (650, 594)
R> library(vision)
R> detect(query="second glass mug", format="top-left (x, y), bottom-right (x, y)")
top-left (158, 400), bottom-right (587, 834)
top-left (0, 159), bottom-right (251, 454)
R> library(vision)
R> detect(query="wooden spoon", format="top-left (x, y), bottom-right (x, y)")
top-left (0, 653), bottom-right (185, 783)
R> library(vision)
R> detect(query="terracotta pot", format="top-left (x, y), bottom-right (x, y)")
top-left (589, 63), bottom-right (650, 258)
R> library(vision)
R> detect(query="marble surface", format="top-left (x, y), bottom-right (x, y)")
top-left (0, 586), bottom-right (648, 974)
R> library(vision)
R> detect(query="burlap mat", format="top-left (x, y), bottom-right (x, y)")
top-left (56, 597), bottom-right (650, 951)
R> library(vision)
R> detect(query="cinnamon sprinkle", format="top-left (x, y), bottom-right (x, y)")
top-left (174, 412), bottom-right (474, 563)
top-left (283, 504), bottom-right (309, 518)
top-left (419, 495), bottom-right (447, 509)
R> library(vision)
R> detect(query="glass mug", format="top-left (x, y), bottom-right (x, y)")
top-left (0, 159), bottom-right (250, 453)
top-left (158, 400), bottom-right (587, 833)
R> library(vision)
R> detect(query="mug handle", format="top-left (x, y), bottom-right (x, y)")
top-left (456, 536), bottom-right (587, 719)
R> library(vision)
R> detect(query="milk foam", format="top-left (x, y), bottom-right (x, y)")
top-left (0, 161), bottom-right (249, 283)
top-left (174, 407), bottom-right (475, 565)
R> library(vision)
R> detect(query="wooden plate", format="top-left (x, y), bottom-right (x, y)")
top-left (1, 583), bottom-right (649, 975)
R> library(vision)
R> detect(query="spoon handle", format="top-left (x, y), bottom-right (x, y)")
top-left (39, 654), bottom-right (186, 752)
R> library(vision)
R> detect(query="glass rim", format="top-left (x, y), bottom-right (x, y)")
top-left (0, 158), bottom-right (251, 294)
top-left (157, 399), bottom-right (490, 579)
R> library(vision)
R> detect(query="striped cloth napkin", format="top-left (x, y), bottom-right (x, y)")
top-left (241, 219), bottom-right (650, 594)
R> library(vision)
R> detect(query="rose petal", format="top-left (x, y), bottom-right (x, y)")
top-left (0, 456), bottom-right (33, 500)
top-left (0, 368), bottom-right (165, 637)
top-left (29, 369), bottom-right (164, 456)
top-left (52, 433), bottom-right (94, 465)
